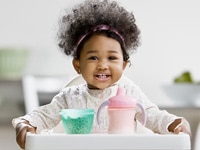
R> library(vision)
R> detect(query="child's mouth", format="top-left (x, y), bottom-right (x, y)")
top-left (95, 74), bottom-right (110, 79)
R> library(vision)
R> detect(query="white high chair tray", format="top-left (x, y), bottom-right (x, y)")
top-left (25, 133), bottom-right (190, 150)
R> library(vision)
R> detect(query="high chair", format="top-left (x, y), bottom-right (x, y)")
top-left (23, 75), bottom-right (191, 150)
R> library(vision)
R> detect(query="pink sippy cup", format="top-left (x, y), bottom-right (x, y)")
top-left (96, 87), bottom-right (146, 134)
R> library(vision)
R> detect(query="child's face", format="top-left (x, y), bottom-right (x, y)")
top-left (73, 34), bottom-right (127, 89)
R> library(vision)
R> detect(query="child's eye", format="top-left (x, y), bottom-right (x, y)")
top-left (88, 56), bottom-right (98, 60)
top-left (108, 56), bottom-right (117, 60)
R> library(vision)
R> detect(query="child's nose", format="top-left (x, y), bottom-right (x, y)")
top-left (97, 60), bottom-right (109, 70)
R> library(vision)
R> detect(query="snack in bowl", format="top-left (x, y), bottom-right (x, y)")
top-left (60, 109), bottom-right (94, 134)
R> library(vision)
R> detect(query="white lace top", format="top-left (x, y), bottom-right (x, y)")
top-left (12, 76), bottom-right (181, 134)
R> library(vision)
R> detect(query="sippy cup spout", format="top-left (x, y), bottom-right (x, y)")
top-left (116, 87), bottom-right (125, 95)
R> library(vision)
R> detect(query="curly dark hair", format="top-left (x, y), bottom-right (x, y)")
top-left (57, 0), bottom-right (140, 61)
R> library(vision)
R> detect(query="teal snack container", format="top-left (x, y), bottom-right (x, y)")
top-left (60, 109), bottom-right (94, 134)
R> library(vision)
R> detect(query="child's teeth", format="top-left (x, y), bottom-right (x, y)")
top-left (99, 74), bottom-right (106, 78)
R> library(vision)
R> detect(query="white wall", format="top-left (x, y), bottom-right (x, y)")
top-left (1, 0), bottom-right (200, 106)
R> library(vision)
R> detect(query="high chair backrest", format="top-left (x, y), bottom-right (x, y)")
top-left (64, 75), bottom-right (85, 87)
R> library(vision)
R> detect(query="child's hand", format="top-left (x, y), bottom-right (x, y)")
top-left (168, 118), bottom-right (191, 137)
top-left (15, 120), bottom-right (36, 149)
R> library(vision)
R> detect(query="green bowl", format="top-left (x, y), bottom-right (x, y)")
top-left (60, 109), bottom-right (94, 134)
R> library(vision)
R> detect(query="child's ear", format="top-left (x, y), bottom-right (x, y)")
top-left (72, 59), bottom-right (81, 74)
top-left (123, 61), bottom-right (128, 70)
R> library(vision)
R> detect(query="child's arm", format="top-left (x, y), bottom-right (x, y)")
top-left (12, 89), bottom-right (71, 149)
top-left (140, 106), bottom-right (192, 136)
top-left (15, 120), bottom-right (36, 149)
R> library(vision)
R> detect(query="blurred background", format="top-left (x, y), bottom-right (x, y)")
top-left (0, 0), bottom-right (200, 149)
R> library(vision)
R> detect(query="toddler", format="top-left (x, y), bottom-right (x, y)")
top-left (12, 0), bottom-right (191, 149)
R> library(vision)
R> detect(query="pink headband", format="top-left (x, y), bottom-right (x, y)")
top-left (75, 24), bottom-right (125, 50)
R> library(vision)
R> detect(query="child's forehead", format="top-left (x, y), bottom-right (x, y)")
top-left (86, 34), bottom-right (118, 42)
top-left (85, 49), bottom-right (121, 54)
top-left (82, 34), bottom-right (122, 49)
